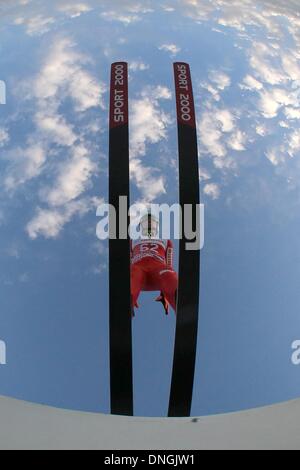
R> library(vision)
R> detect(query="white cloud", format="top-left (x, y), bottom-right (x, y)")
top-left (203, 183), bottom-right (220, 200)
top-left (27, 207), bottom-right (70, 239)
top-left (199, 111), bottom-right (226, 159)
top-left (288, 129), bottom-right (300, 157)
top-left (91, 263), bottom-right (107, 275)
top-left (209, 70), bottom-right (231, 90)
top-left (129, 86), bottom-right (172, 200)
top-left (284, 107), bottom-right (300, 120)
top-left (182, 0), bottom-right (216, 22)
top-left (258, 88), bottom-right (296, 119)
top-left (0, 128), bottom-right (9, 147)
top-left (280, 51), bottom-right (300, 82)
top-left (130, 86), bottom-right (172, 158)
top-left (143, 85), bottom-right (172, 101)
top-left (201, 69), bottom-right (231, 102)
top-left (4, 37), bottom-right (102, 210)
top-left (217, 109), bottom-right (235, 132)
top-left (200, 83), bottom-right (221, 101)
top-left (180, 0), bottom-right (300, 43)
top-left (240, 75), bottom-right (263, 91)
top-left (258, 91), bottom-right (281, 119)
top-left (162, 6), bottom-right (175, 12)
top-left (35, 112), bottom-right (77, 147)
top-left (130, 158), bottom-right (166, 202)
top-left (4, 37), bottom-right (104, 239)
top-left (265, 148), bottom-right (286, 166)
top-left (68, 68), bottom-right (103, 112)
top-left (159, 44), bottom-right (181, 56)
top-left (42, 145), bottom-right (96, 207)
top-left (227, 129), bottom-right (246, 151)
top-left (101, 11), bottom-right (140, 24)
top-left (57, 3), bottom-right (92, 18)
top-left (199, 105), bottom-right (246, 170)
top-left (129, 61), bottom-right (149, 72)
top-left (4, 143), bottom-right (46, 190)
top-left (200, 167), bottom-right (211, 181)
top-left (249, 42), bottom-right (286, 86)
top-left (14, 15), bottom-right (55, 36)
top-left (256, 124), bottom-right (269, 136)
top-left (33, 38), bottom-right (104, 112)
top-left (100, 1), bottom-right (153, 25)
top-left (26, 199), bottom-right (92, 240)
top-left (279, 121), bottom-right (290, 128)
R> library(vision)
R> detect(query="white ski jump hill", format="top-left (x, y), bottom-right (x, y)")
top-left (1, 396), bottom-right (300, 450)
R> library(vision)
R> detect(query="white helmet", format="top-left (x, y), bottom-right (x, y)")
top-left (140, 210), bottom-right (159, 238)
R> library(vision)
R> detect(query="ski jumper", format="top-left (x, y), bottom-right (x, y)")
top-left (131, 239), bottom-right (178, 314)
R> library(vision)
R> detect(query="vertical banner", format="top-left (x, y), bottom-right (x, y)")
top-left (169, 63), bottom-right (200, 417)
top-left (109, 63), bottom-right (133, 416)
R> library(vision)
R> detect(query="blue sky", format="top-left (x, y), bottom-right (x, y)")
top-left (1, 0), bottom-right (300, 417)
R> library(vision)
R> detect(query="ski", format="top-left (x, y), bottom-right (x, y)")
top-left (168, 63), bottom-right (200, 417)
top-left (109, 62), bottom-right (133, 416)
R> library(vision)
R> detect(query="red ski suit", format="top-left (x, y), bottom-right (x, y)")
top-left (131, 239), bottom-right (178, 313)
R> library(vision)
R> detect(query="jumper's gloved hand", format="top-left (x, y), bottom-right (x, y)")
top-left (155, 292), bottom-right (169, 315)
